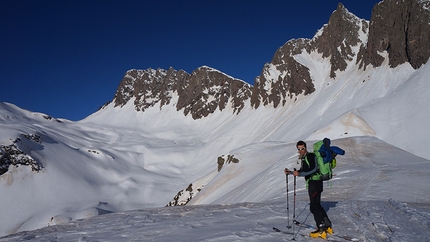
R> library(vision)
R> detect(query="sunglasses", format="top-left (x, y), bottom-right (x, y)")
top-left (297, 147), bottom-right (305, 151)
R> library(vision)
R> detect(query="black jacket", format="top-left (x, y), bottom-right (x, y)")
top-left (298, 152), bottom-right (318, 181)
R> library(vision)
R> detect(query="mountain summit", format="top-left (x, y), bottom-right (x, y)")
top-left (251, 3), bottom-right (368, 108)
top-left (110, 66), bottom-right (252, 119)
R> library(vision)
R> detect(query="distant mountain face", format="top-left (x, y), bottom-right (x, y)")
top-left (105, 0), bottom-right (429, 119)
top-left (111, 66), bottom-right (252, 119)
top-left (251, 3), bottom-right (369, 109)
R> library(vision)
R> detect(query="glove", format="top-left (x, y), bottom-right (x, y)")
top-left (284, 168), bottom-right (291, 175)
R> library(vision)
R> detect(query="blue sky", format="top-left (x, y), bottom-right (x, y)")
top-left (1, 0), bottom-right (379, 121)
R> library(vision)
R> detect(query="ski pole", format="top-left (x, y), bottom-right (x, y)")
top-left (293, 169), bottom-right (297, 224)
top-left (286, 173), bottom-right (292, 229)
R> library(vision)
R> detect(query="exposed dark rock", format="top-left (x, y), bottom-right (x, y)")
top-left (0, 134), bottom-right (43, 175)
top-left (358, 0), bottom-right (430, 69)
top-left (176, 66), bottom-right (252, 119)
top-left (168, 153), bottom-right (241, 206)
top-left (217, 154), bottom-right (239, 172)
top-left (251, 39), bottom-right (314, 109)
top-left (309, 3), bottom-right (367, 78)
top-left (113, 68), bottom-right (182, 111)
top-left (217, 156), bottom-right (225, 172)
top-left (166, 183), bottom-right (204, 206)
top-left (41, 114), bottom-right (63, 123)
top-left (251, 4), bottom-right (367, 108)
top-left (113, 66), bottom-right (252, 119)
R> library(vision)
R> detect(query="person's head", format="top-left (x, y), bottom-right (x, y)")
top-left (296, 140), bottom-right (307, 156)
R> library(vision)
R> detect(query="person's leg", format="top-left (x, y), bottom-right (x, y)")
top-left (308, 182), bottom-right (324, 228)
top-left (309, 181), bottom-right (329, 238)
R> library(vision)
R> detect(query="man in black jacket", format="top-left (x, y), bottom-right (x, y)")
top-left (284, 140), bottom-right (332, 239)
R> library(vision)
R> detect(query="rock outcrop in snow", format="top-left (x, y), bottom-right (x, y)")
top-left (0, 134), bottom-right (43, 175)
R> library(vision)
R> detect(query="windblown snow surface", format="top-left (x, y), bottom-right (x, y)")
top-left (0, 54), bottom-right (430, 241)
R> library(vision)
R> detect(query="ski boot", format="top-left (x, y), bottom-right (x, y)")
top-left (309, 229), bottom-right (327, 239)
top-left (309, 225), bottom-right (327, 239)
top-left (323, 217), bottom-right (333, 234)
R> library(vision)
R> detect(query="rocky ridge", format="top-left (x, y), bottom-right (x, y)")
top-left (111, 66), bottom-right (252, 119)
top-left (107, 0), bottom-right (429, 119)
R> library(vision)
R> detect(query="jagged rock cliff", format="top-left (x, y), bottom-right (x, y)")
top-left (112, 66), bottom-right (252, 119)
top-left (309, 3), bottom-right (369, 78)
top-left (250, 39), bottom-right (313, 109)
top-left (358, 0), bottom-right (430, 69)
top-left (250, 3), bottom-right (369, 108)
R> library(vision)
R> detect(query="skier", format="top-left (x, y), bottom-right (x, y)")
top-left (284, 140), bottom-right (333, 239)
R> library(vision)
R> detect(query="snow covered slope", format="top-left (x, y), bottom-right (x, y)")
top-left (0, 135), bottom-right (429, 241)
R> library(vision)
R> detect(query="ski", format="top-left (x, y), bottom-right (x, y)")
top-left (273, 227), bottom-right (293, 235)
top-left (293, 220), bottom-right (315, 229)
top-left (273, 227), bottom-right (305, 237)
top-left (330, 235), bottom-right (359, 241)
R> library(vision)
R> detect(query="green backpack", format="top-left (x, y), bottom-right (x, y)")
top-left (310, 140), bottom-right (335, 181)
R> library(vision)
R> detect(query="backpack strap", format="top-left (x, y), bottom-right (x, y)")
top-left (305, 153), bottom-right (320, 181)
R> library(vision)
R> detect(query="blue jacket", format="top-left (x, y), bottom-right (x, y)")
top-left (319, 138), bottom-right (345, 163)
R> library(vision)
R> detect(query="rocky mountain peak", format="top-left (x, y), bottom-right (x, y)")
top-left (250, 38), bottom-right (314, 109)
top-left (177, 66), bottom-right (252, 119)
top-left (251, 0), bottom-right (429, 109)
top-left (250, 4), bottom-right (368, 108)
top-left (111, 66), bottom-right (252, 119)
top-left (112, 67), bottom-right (187, 112)
top-left (309, 2), bottom-right (368, 78)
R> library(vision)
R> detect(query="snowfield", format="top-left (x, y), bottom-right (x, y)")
top-left (0, 134), bottom-right (429, 241)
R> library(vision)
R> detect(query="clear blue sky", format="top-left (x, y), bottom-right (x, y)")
top-left (1, 0), bottom-right (379, 121)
